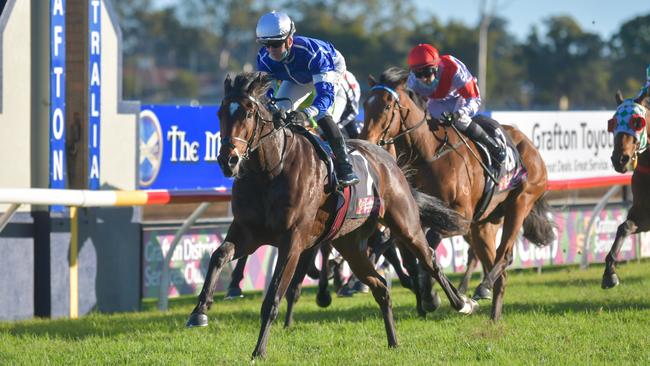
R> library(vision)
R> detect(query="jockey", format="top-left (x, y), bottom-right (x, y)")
top-left (255, 11), bottom-right (359, 186)
top-left (338, 70), bottom-right (362, 138)
top-left (406, 43), bottom-right (506, 166)
top-left (637, 64), bottom-right (650, 99)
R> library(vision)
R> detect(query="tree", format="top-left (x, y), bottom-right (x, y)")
top-left (609, 14), bottom-right (650, 97)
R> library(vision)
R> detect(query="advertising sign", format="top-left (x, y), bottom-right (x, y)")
top-left (138, 105), bottom-right (231, 191)
top-left (87, 0), bottom-right (101, 189)
top-left (50, 0), bottom-right (66, 211)
top-left (491, 111), bottom-right (632, 186)
top-left (141, 205), bottom-right (643, 298)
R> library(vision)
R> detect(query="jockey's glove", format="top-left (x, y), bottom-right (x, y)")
top-left (440, 111), bottom-right (456, 126)
top-left (286, 110), bottom-right (309, 125)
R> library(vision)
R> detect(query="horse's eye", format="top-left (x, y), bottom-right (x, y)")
top-left (246, 111), bottom-right (254, 118)
top-left (384, 104), bottom-right (391, 111)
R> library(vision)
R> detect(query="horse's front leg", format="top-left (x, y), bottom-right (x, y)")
top-left (187, 222), bottom-right (258, 327)
top-left (284, 245), bottom-right (319, 328)
top-left (316, 243), bottom-right (333, 307)
top-left (603, 218), bottom-right (638, 289)
top-left (252, 236), bottom-right (304, 359)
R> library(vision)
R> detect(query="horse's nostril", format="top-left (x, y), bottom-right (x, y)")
top-left (620, 155), bottom-right (629, 165)
top-left (228, 155), bottom-right (239, 167)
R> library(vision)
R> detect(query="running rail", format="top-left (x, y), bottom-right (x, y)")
top-left (0, 188), bottom-right (231, 319)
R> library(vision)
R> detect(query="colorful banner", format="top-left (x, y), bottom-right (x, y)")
top-left (87, 0), bottom-right (101, 189)
top-left (50, 0), bottom-right (66, 211)
top-left (142, 204), bottom-right (644, 298)
top-left (138, 105), bottom-right (231, 191)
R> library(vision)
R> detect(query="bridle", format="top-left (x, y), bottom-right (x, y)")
top-left (369, 85), bottom-right (427, 146)
top-left (221, 93), bottom-right (287, 162)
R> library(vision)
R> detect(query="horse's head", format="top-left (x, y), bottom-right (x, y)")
top-left (609, 89), bottom-right (649, 173)
top-left (361, 67), bottom-right (411, 146)
top-left (217, 72), bottom-right (273, 177)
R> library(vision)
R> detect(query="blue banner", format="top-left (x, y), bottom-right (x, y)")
top-left (50, 0), bottom-right (66, 211)
top-left (138, 105), bottom-right (231, 191)
top-left (87, 0), bottom-right (101, 189)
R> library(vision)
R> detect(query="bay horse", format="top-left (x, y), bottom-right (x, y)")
top-left (361, 67), bottom-right (556, 321)
top-left (603, 88), bottom-right (650, 288)
top-left (186, 72), bottom-right (477, 359)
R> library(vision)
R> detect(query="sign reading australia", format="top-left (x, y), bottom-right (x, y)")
top-left (139, 105), bottom-right (231, 191)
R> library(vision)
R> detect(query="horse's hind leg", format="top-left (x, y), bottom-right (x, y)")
top-left (603, 206), bottom-right (649, 289)
top-left (187, 222), bottom-right (259, 327)
top-left (224, 255), bottom-right (248, 299)
top-left (334, 236), bottom-right (398, 348)
top-left (285, 245), bottom-right (319, 328)
top-left (317, 243), bottom-right (333, 307)
top-left (383, 208), bottom-right (475, 314)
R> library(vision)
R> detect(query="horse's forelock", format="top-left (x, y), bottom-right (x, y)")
top-left (379, 67), bottom-right (409, 89)
top-left (228, 72), bottom-right (272, 100)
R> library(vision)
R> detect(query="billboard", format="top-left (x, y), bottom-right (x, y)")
top-left (491, 111), bottom-right (632, 188)
top-left (138, 105), bottom-right (231, 191)
top-left (142, 204), bottom-right (643, 298)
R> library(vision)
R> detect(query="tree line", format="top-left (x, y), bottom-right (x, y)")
top-left (115, 0), bottom-right (650, 110)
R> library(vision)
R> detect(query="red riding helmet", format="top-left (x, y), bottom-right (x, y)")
top-left (407, 44), bottom-right (441, 70)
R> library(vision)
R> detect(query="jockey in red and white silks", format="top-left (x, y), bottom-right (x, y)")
top-left (406, 43), bottom-right (506, 166)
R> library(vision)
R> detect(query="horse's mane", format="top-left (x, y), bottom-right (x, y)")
top-left (227, 72), bottom-right (273, 101)
top-left (378, 67), bottom-right (409, 89)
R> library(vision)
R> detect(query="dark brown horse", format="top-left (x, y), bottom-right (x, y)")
top-left (603, 88), bottom-right (650, 288)
top-left (186, 72), bottom-right (477, 359)
top-left (361, 67), bottom-right (556, 321)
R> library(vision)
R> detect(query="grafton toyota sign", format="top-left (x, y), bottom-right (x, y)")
top-left (491, 111), bottom-right (631, 187)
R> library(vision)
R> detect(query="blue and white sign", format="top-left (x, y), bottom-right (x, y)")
top-left (138, 105), bottom-right (231, 191)
top-left (50, 0), bottom-right (66, 211)
top-left (87, 0), bottom-right (101, 189)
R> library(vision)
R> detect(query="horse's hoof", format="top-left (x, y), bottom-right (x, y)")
top-left (399, 277), bottom-right (413, 291)
top-left (472, 285), bottom-right (492, 301)
top-left (316, 291), bottom-right (332, 307)
top-left (224, 287), bottom-right (244, 300)
top-left (337, 286), bottom-right (356, 297)
top-left (186, 313), bottom-right (208, 328)
top-left (458, 295), bottom-right (479, 315)
top-left (601, 272), bottom-right (620, 289)
top-left (421, 291), bottom-right (441, 313)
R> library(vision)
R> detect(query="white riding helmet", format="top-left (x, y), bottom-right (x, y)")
top-left (256, 11), bottom-right (295, 42)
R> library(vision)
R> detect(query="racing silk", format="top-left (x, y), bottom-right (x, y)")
top-left (257, 36), bottom-right (345, 117)
top-left (339, 71), bottom-right (361, 127)
top-left (407, 55), bottom-right (481, 119)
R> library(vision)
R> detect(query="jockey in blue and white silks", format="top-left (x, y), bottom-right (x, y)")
top-left (255, 11), bottom-right (359, 186)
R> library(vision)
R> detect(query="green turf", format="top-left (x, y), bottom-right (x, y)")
top-left (2, 261), bottom-right (650, 365)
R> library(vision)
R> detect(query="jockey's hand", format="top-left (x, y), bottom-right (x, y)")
top-left (440, 112), bottom-right (456, 127)
top-left (285, 110), bottom-right (309, 125)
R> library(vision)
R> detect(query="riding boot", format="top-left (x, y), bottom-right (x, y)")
top-left (464, 122), bottom-right (506, 166)
top-left (317, 115), bottom-right (360, 186)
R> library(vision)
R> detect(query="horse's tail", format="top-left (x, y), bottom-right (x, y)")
top-left (522, 193), bottom-right (556, 247)
top-left (410, 188), bottom-right (470, 237)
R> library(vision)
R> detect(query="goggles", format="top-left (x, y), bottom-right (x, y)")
top-left (413, 67), bottom-right (436, 79)
top-left (258, 39), bottom-right (286, 48)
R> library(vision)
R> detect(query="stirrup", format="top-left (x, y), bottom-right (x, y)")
top-left (337, 173), bottom-right (359, 187)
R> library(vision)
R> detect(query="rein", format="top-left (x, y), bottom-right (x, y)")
top-left (370, 85), bottom-right (428, 146)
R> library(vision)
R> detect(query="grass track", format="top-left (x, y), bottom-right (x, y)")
top-left (2, 261), bottom-right (650, 365)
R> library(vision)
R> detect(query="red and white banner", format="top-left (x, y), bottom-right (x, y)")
top-left (491, 111), bottom-right (632, 190)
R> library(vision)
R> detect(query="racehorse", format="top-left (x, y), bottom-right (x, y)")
top-left (185, 72), bottom-right (477, 358)
top-left (603, 88), bottom-right (650, 289)
top-left (361, 67), bottom-right (555, 321)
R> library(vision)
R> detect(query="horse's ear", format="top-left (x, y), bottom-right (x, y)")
top-left (368, 75), bottom-right (377, 87)
top-left (247, 72), bottom-right (262, 94)
top-left (634, 87), bottom-right (649, 105)
top-left (224, 74), bottom-right (233, 96)
top-left (615, 90), bottom-right (624, 106)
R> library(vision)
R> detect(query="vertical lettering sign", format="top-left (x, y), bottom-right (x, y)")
top-left (50, 0), bottom-right (66, 211)
top-left (88, 0), bottom-right (101, 189)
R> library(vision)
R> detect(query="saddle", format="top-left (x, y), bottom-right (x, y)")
top-left (289, 124), bottom-right (382, 245)
top-left (470, 115), bottom-right (528, 220)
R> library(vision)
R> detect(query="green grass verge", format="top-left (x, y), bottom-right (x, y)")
top-left (2, 262), bottom-right (650, 365)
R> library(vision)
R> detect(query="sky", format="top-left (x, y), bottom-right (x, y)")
top-left (419, 0), bottom-right (650, 40)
